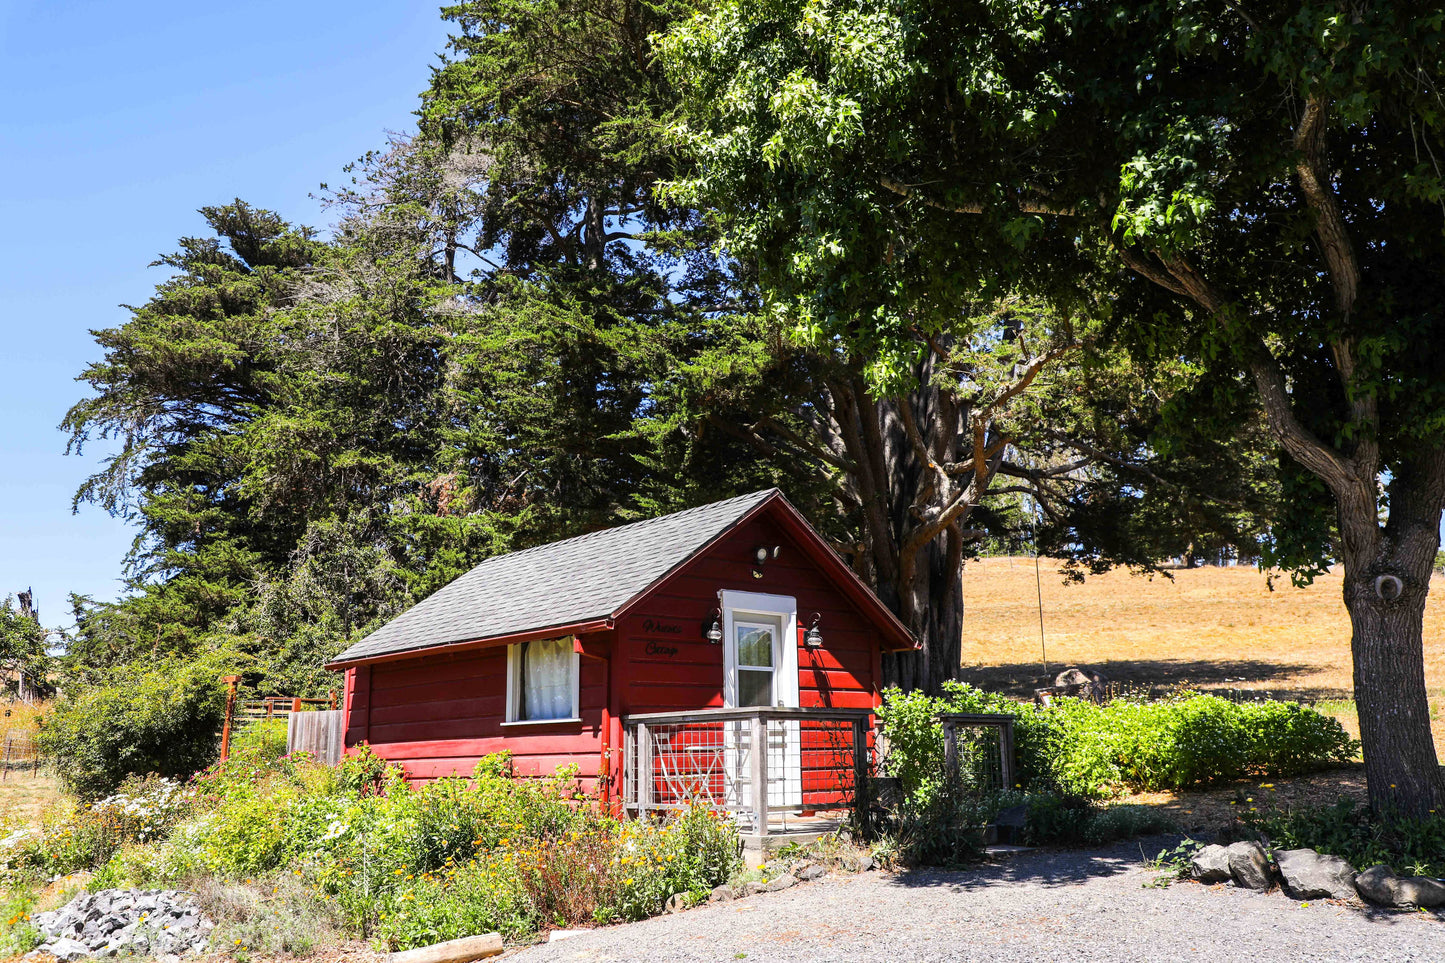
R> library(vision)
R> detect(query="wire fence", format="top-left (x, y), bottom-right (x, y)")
top-left (624, 708), bottom-right (873, 834)
top-left (0, 728), bottom-right (42, 777)
top-left (938, 713), bottom-right (1017, 794)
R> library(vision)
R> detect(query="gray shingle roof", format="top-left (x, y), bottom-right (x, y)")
top-left (330, 489), bottom-right (778, 665)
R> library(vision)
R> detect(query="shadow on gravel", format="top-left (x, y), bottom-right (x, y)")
top-left (884, 839), bottom-right (1175, 892)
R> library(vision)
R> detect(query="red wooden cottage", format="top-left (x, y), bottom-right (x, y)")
top-left (328, 489), bottom-right (914, 830)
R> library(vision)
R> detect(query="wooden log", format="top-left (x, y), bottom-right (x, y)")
top-left (386, 933), bottom-right (503, 963)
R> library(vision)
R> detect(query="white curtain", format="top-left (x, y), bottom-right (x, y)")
top-left (521, 638), bottom-right (573, 720)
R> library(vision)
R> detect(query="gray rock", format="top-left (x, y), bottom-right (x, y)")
top-left (1274, 848), bottom-right (1357, 901)
top-left (1355, 865), bottom-right (1400, 905)
top-left (766, 874), bottom-right (797, 892)
top-left (1393, 876), bottom-right (1445, 908)
top-left (1189, 844), bottom-right (1232, 884)
top-left (47, 938), bottom-right (91, 961)
top-left (1226, 841), bottom-right (1274, 891)
top-left (738, 880), bottom-right (767, 897)
top-left (709, 884), bottom-right (733, 903)
top-left (665, 892), bottom-right (688, 913)
top-left (797, 864), bottom-right (828, 881)
top-left (841, 853), bottom-right (875, 873)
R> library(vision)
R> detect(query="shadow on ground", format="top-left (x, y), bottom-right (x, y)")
top-left (964, 659), bottom-right (1350, 702)
top-left (884, 835), bottom-right (1181, 891)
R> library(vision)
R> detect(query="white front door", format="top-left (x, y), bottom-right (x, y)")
top-left (721, 590), bottom-right (801, 810)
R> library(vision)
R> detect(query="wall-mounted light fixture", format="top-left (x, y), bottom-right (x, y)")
top-left (804, 613), bottom-right (824, 648)
top-left (751, 545), bottom-right (781, 579)
top-left (703, 607), bottom-right (723, 643)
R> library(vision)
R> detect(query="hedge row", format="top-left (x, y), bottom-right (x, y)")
top-left (877, 682), bottom-right (1358, 799)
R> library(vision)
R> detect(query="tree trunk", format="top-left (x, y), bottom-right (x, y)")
top-left (1339, 511), bottom-right (1445, 815)
top-left (882, 526), bottom-right (965, 694)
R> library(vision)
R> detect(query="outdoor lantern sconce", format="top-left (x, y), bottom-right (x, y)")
top-left (704, 608), bottom-right (723, 643)
top-left (804, 613), bottom-right (824, 648)
top-left (751, 544), bottom-right (781, 579)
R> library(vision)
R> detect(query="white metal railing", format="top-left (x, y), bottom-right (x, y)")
top-left (622, 707), bottom-right (873, 835)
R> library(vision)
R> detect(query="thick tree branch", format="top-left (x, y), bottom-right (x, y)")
top-left (758, 415), bottom-right (857, 473)
top-left (1294, 97), bottom-right (1361, 317)
top-left (1244, 341), bottom-right (1357, 493)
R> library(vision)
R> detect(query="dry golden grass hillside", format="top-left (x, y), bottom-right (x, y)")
top-left (958, 557), bottom-right (1445, 757)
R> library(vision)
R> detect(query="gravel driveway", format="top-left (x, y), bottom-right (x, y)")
top-left (507, 838), bottom-right (1443, 962)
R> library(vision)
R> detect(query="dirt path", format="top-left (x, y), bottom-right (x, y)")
top-left (507, 838), bottom-right (1443, 963)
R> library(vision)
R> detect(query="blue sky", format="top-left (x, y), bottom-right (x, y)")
top-left (0, 1), bottom-right (453, 625)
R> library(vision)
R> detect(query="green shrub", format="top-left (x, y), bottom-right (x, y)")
top-left (231, 719), bottom-right (289, 763)
top-left (37, 658), bottom-right (230, 801)
top-left (1243, 799), bottom-right (1445, 878)
top-left (878, 684), bottom-right (1357, 800)
top-left (0, 885), bottom-right (42, 956)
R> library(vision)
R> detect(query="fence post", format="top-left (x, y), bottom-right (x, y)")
top-left (750, 712), bottom-right (769, 837)
top-left (219, 675), bottom-right (240, 762)
top-left (636, 721), bottom-right (652, 817)
top-left (999, 718), bottom-right (1016, 790)
top-left (623, 723), bottom-right (635, 814)
top-left (942, 718), bottom-right (959, 787)
top-left (851, 716), bottom-right (869, 833)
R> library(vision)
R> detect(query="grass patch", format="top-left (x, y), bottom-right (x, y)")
top-left (0, 773), bottom-right (60, 830)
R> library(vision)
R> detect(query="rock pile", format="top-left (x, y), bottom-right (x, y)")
top-left (26, 889), bottom-right (214, 961)
top-left (1188, 843), bottom-right (1445, 910)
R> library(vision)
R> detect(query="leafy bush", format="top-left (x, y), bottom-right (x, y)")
top-left (37, 658), bottom-right (230, 800)
top-left (879, 683), bottom-right (1357, 800)
top-left (1242, 799), bottom-right (1445, 878)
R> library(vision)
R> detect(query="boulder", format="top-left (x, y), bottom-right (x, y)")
top-left (797, 864), bottom-right (828, 882)
top-left (841, 853), bottom-right (875, 873)
top-left (1189, 844), bottom-right (1232, 884)
top-left (765, 874), bottom-right (797, 892)
top-left (738, 880), bottom-right (767, 897)
top-left (1355, 865), bottom-right (1399, 905)
top-left (1274, 849), bottom-right (1358, 901)
top-left (1226, 840), bottom-right (1274, 890)
top-left (664, 892), bottom-right (688, 913)
top-left (709, 884), bottom-right (734, 902)
top-left (1394, 876), bottom-right (1445, 909)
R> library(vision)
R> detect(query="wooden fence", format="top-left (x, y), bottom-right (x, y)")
top-left (219, 675), bottom-right (339, 762)
top-left (287, 709), bottom-right (344, 765)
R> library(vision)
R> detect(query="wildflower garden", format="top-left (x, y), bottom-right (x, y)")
top-left (0, 727), bottom-right (741, 957)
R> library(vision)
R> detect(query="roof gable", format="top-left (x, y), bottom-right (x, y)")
top-left (329, 488), bottom-right (914, 668)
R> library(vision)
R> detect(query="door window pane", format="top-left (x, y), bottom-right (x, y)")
top-left (738, 668), bottom-right (773, 707)
top-left (736, 624), bottom-right (773, 667)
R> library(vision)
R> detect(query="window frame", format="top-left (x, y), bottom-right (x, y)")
top-left (503, 636), bottom-right (582, 726)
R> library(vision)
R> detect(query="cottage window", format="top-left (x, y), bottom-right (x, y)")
top-left (505, 637), bottom-right (579, 723)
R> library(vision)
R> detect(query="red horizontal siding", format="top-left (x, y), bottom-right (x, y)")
top-left (353, 631), bottom-right (611, 789)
